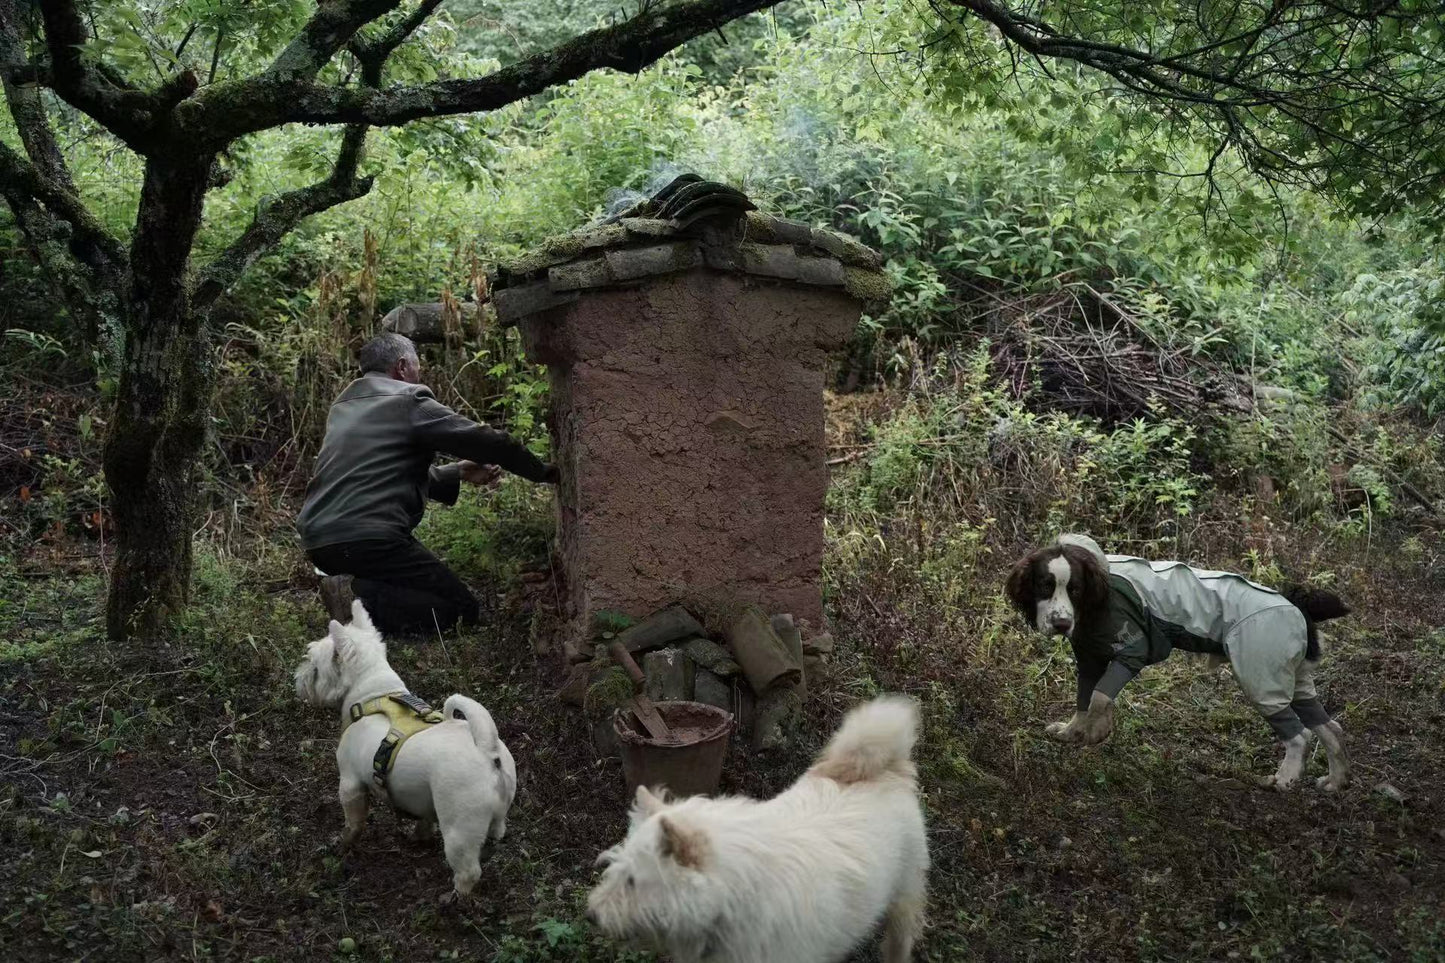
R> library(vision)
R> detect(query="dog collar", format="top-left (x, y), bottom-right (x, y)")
top-left (343, 692), bottom-right (444, 794)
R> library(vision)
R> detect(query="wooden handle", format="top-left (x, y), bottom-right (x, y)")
top-left (607, 641), bottom-right (645, 688)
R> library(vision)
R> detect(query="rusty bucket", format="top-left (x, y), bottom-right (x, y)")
top-left (614, 700), bottom-right (733, 798)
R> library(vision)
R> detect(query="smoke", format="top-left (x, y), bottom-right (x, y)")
top-left (603, 187), bottom-right (648, 219)
top-left (598, 159), bottom-right (701, 221)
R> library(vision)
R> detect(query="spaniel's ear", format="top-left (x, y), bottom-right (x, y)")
top-left (1004, 553), bottom-right (1037, 618)
top-left (1066, 545), bottom-right (1111, 608)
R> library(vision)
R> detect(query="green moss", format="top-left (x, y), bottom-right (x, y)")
top-left (541, 232), bottom-right (586, 259)
top-left (843, 266), bottom-right (892, 304)
top-left (743, 211), bottom-right (781, 244)
top-left (500, 245), bottom-right (577, 279)
top-left (583, 665), bottom-right (635, 720)
top-left (591, 610), bottom-right (636, 635)
top-left (812, 228), bottom-right (883, 269)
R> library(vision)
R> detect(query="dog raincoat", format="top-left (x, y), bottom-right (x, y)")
top-left (1061, 534), bottom-right (1319, 740)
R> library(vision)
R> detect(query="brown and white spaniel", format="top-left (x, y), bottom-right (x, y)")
top-left (1005, 534), bottom-right (1352, 791)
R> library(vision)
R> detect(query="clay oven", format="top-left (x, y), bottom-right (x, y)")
top-left (491, 177), bottom-right (888, 645)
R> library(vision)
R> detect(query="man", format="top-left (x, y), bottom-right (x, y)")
top-left (298, 332), bottom-right (557, 635)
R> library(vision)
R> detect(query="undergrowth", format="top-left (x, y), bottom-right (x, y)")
top-left (3, 391), bottom-right (1443, 961)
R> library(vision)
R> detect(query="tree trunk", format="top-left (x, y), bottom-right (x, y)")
top-left (103, 154), bottom-right (215, 641)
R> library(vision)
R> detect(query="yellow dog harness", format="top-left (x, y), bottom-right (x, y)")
top-left (343, 692), bottom-right (443, 793)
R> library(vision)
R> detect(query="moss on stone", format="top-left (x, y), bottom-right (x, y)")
top-left (843, 266), bottom-right (892, 303)
top-left (499, 249), bottom-right (555, 280)
top-left (813, 229), bottom-right (883, 270)
top-left (584, 665), bottom-right (635, 720)
top-left (577, 223), bottom-right (629, 250)
top-left (541, 232), bottom-right (586, 259)
top-left (743, 211), bottom-right (782, 244)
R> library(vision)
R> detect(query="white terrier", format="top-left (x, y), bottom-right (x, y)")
top-left (293, 599), bottom-right (516, 898)
top-left (587, 696), bottom-right (929, 962)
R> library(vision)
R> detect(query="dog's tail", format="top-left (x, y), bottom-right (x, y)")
top-left (1281, 586), bottom-right (1351, 661)
top-left (442, 695), bottom-right (500, 753)
top-left (810, 695), bottom-right (918, 785)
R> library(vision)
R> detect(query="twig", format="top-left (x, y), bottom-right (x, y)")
top-left (1326, 426), bottom-right (1440, 519)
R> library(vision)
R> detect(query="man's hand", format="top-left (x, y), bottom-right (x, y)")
top-left (458, 462), bottom-right (502, 487)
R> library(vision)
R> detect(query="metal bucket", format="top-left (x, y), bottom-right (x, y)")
top-left (614, 700), bottom-right (733, 798)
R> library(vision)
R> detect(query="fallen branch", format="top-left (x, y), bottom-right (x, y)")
top-left (1326, 427), bottom-right (1441, 520)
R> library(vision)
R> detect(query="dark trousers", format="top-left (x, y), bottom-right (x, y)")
top-left (307, 538), bottom-right (478, 637)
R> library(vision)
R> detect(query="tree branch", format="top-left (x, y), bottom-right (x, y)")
top-left (192, 127), bottom-right (374, 311)
top-left (0, 1), bottom-right (75, 192)
top-left (194, 2), bottom-right (456, 308)
top-left (35, 0), bottom-right (159, 144)
top-left (0, 139), bottom-right (128, 271)
top-left (934, 0), bottom-right (1445, 210)
top-left (186, 0), bottom-right (782, 142)
top-left (266, 0), bottom-right (404, 80)
top-left (351, 0), bottom-right (447, 86)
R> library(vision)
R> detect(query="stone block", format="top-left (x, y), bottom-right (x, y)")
top-left (726, 607), bottom-right (802, 694)
top-left (617, 605), bottom-right (705, 654)
top-left (577, 223), bottom-right (630, 249)
top-left (795, 257), bottom-right (847, 287)
top-left (770, 614), bottom-right (806, 698)
top-left (564, 635), bottom-right (595, 664)
top-left (620, 217), bottom-right (676, 237)
top-left (549, 256), bottom-right (611, 292)
top-left (494, 282), bottom-right (578, 324)
top-left (811, 229), bottom-right (883, 270)
top-left (604, 242), bottom-right (702, 281)
top-left (681, 637), bottom-right (741, 676)
top-left (738, 242), bottom-right (801, 280)
top-left (802, 632), bottom-right (834, 657)
top-left (380, 302), bottom-right (481, 343)
top-left (591, 715), bottom-right (620, 757)
top-left (751, 686), bottom-right (803, 751)
top-left (692, 667), bottom-right (733, 714)
top-left (558, 663), bottom-right (591, 707)
top-left (643, 648), bottom-right (693, 702)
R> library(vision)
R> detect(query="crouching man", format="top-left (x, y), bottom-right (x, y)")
top-left (297, 333), bottom-right (557, 635)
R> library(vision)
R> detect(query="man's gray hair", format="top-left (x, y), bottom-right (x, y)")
top-left (359, 333), bottom-right (417, 374)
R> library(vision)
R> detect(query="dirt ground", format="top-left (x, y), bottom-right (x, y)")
top-left (3, 509), bottom-right (1444, 961)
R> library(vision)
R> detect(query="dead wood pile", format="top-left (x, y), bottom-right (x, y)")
top-left (970, 282), bottom-right (1253, 425)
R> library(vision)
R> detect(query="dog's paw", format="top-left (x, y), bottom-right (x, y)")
top-left (1045, 721), bottom-right (1077, 742)
top-left (438, 890), bottom-right (470, 909)
top-left (1260, 772), bottom-right (1300, 792)
top-left (1316, 773), bottom-right (1348, 792)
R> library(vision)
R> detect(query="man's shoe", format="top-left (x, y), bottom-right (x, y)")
top-left (319, 575), bottom-right (355, 623)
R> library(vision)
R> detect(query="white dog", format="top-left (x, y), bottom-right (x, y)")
top-left (587, 696), bottom-right (929, 963)
top-left (293, 599), bottom-right (516, 898)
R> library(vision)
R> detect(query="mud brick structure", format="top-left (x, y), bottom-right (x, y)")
top-left (492, 177), bottom-right (888, 646)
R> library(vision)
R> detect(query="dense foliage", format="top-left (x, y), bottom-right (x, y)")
top-left (3, 0), bottom-right (1443, 544)
top-left (3, 4), bottom-right (1445, 960)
